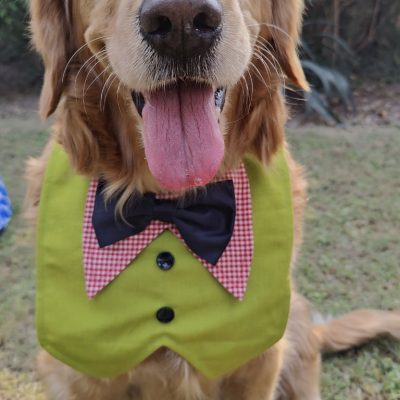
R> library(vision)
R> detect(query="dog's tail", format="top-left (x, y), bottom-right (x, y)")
top-left (313, 309), bottom-right (400, 353)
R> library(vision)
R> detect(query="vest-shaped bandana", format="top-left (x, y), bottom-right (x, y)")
top-left (36, 144), bottom-right (294, 379)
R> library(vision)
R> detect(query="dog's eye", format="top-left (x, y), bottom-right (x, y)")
top-left (215, 87), bottom-right (226, 111)
top-left (132, 92), bottom-right (145, 116)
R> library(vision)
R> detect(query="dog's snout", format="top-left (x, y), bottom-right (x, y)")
top-left (140, 0), bottom-right (222, 58)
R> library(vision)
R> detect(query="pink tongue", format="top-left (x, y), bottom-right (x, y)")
top-left (142, 84), bottom-right (224, 191)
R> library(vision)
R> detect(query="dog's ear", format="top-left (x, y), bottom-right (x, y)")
top-left (30, 0), bottom-right (72, 119)
top-left (225, 0), bottom-right (308, 165)
top-left (268, 0), bottom-right (309, 90)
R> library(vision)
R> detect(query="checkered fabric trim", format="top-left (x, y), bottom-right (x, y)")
top-left (83, 163), bottom-right (254, 301)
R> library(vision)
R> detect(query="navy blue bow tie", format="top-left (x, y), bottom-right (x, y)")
top-left (92, 180), bottom-right (236, 265)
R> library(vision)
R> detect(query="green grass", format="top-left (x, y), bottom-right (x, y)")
top-left (288, 126), bottom-right (400, 400)
top-left (0, 115), bottom-right (48, 399)
top-left (0, 115), bottom-right (399, 399)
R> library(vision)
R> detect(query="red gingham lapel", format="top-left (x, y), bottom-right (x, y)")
top-left (83, 163), bottom-right (254, 301)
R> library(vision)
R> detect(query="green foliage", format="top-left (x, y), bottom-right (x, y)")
top-left (0, 0), bottom-right (398, 98)
top-left (0, 0), bottom-right (29, 62)
top-left (0, 0), bottom-right (26, 28)
top-left (0, 0), bottom-right (42, 91)
top-left (291, 35), bottom-right (355, 124)
top-left (300, 59), bottom-right (354, 125)
top-left (295, 0), bottom-right (400, 123)
top-left (303, 0), bottom-right (400, 81)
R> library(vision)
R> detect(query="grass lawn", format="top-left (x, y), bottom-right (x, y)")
top-left (288, 126), bottom-right (400, 400)
top-left (0, 109), bottom-right (399, 399)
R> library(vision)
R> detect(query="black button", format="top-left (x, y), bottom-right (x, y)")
top-left (156, 252), bottom-right (175, 271)
top-left (156, 307), bottom-right (175, 323)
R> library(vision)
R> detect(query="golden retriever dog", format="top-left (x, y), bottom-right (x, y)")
top-left (27, 0), bottom-right (400, 399)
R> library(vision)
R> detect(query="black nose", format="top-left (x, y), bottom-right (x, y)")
top-left (140, 0), bottom-right (223, 59)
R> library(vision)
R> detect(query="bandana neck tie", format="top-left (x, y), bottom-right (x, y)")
top-left (92, 180), bottom-right (236, 266)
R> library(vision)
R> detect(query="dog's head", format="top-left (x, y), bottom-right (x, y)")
top-left (31, 0), bottom-right (308, 193)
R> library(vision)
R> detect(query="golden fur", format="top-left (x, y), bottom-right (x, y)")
top-left (27, 0), bottom-right (400, 399)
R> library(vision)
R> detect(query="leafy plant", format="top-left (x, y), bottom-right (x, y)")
top-left (292, 4), bottom-right (357, 124)
top-left (0, 0), bottom-right (42, 90)
top-left (297, 56), bottom-right (354, 125)
top-left (0, 0), bottom-right (29, 62)
top-left (291, 0), bottom-right (400, 124)
top-left (304, 0), bottom-right (400, 81)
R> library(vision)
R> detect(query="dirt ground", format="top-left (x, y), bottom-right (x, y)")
top-left (287, 82), bottom-right (400, 128)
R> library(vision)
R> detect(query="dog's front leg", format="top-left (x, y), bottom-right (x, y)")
top-left (38, 351), bottom-right (135, 400)
top-left (220, 341), bottom-right (284, 400)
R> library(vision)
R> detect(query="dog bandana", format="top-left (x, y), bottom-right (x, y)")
top-left (36, 144), bottom-right (294, 379)
top-left (84, 164), bottom-right (253, 300)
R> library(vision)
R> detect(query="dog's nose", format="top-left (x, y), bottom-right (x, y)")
top-left (140, 0), bottom-right (222, 58)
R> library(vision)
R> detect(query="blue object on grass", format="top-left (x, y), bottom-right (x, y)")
top-left (0, 177), bottom-right (12, 232)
